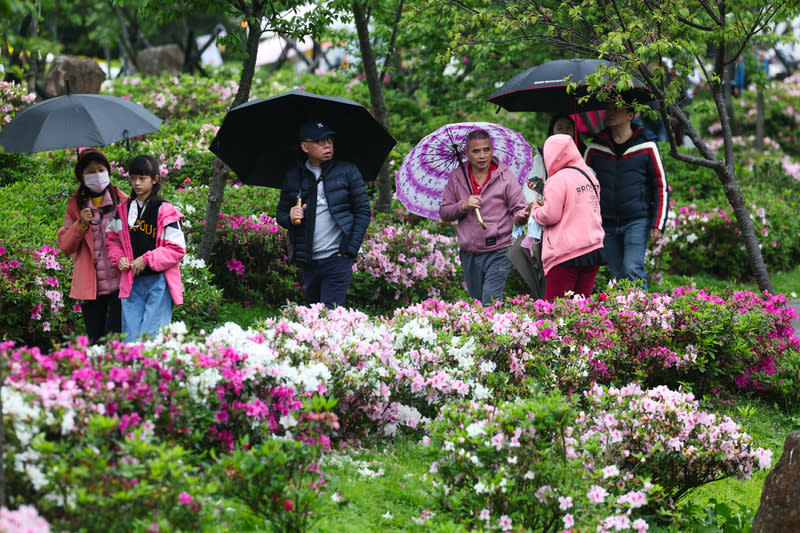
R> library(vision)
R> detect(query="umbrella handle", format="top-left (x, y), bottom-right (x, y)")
top-left (293, 196), bottom-right (303, 226)
top-left (475, 207), bottom-right (487, 230)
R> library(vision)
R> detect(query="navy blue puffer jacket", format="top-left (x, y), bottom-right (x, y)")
top-left (276, 159), bottom-right (372, 264)
top-left (584, 126), bottom-right (669, 232)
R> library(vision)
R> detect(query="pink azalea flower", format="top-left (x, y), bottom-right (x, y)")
top-left (587, 485), bottom-right (608, 504)
top-left (558, 496), bottom-right (573, 510)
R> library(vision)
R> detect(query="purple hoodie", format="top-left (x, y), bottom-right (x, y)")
top-left (439, 158), bottom-right (527, 254)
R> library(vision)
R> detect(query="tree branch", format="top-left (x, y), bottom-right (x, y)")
top-left (380, 0), bottom-right (405, 82)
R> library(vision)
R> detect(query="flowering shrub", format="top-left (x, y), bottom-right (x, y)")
top-left (688, 73), bottom-right (800, 159)
top-left (173, 254), bottom-right (224, 333)
top-left (0, 80), bottom-right (37, 125)
top-left (648, 193), bottom-right (800, 281)
top-left (25, 420), bottom-right (219, 531)
top-left (104, 73), bottom-right (240, 121)
top-left (578, 383), bottom-right (773, 500)
top-left (0, 243), bottom-right (80, 346)
top-left (207, 212), bottom-right (304, 308)
top-left (648, 203), bottom-right (750, 279)
top-left (214, 426), bottom-right (333, 533)
top-left (1, 281), bottom-right (791, 530)
top-left (351, 221), bottom-right (466, 314)
top-left (427, 383), bottom-right (771, 532)
top-left (391, 287), bottom-right (799, 400)
top-left (1, 320), bottom-right (340, 529)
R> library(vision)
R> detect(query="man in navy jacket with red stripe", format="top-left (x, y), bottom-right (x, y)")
top-left (584, 102), bottom-right (669, 289)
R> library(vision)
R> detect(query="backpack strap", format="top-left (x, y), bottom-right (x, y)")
top-left (565, 165), bottom-right (598, 198)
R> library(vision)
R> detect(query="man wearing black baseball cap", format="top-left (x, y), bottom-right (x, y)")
top-left (275, 119), bottom-right (371, 308)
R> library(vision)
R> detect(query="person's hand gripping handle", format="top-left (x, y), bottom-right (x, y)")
top-left (462, 195), bottom-right (487, 230)
top-left (292, 194), bottom-right (304, 225)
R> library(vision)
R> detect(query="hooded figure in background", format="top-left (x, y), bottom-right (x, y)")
top-left (531, 134), bottom-right (606, 300)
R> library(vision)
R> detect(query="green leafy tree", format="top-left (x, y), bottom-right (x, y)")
top-left (321, 0), bottom-right (556, 211)
top-left (446, 0), bottom-right (800, 293)
top-left (124, 0), bottom-right (335, 261)
top-left (0, 0), bottom-right (166, 89)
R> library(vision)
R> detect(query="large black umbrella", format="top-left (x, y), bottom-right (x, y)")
top-left (209, 89), bottom-right (396, 188)
top-left (488, 58), bottom-right (653, 113)
top-left (0, 92), bottom-right (162, 153)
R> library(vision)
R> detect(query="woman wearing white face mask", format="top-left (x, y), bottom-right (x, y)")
top-left (58, 148), bottom-right (129, 343)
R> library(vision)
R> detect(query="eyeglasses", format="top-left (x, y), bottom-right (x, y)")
top-left (303, 136), bottom-right (335, 146)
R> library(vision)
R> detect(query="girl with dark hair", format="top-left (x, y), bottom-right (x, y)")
top-left (105, 154), bottom-right (185, 341)
top-left (57, 148), bottom-right (129, 343)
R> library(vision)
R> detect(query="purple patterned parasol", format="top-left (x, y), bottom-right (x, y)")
top-left (395, 122), bottom-right (534, 220)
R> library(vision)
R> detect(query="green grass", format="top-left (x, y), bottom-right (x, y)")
top-left (314, 438), bottom-right (440, 532)
top-left (215, 300), bottom-right (284, 328)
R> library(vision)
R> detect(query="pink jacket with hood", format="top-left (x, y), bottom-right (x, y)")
top-left (57, 186), bottom-right (129, 300)
top-left (104, 200), bottom-right (185, 305)
top-left (532, 134), bottom-right (605, 276)
top-left (439, 158), bottom-right (527, 254)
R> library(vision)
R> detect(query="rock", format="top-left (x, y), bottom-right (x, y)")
top-left (135, 45), bottom-right (184, 76)
top-left (752, 431), bottom-right (800, 532)
top-left (44, 55), bottom-right (106, 96)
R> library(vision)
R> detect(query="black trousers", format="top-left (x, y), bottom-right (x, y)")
top-left (81, 291), bottom-right (122, 343)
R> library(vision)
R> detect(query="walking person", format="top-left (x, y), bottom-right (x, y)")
top-left (439, 128), bottom-right (530, 305)
top-left (105, 155), bottom-right (185, 341)
top-left (531, 134), bottom-right (606, 300)
top-left (584, 102), bottom-right (669, 289)
top-left (275, 120), bottom-right (372, 309)
top-left (58, 148), bottom-right (129, 343)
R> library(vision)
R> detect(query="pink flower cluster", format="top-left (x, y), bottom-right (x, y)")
top-left (0, 505), bottom-right (50, 532)
top-left (579, 383), bottom-right (773, 491)
top-left (0, 81), bottom-right (37, 124)
top-left (356, 224), bottom-right (459, 300)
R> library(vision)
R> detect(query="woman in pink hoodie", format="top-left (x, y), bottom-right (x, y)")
top-left (105, 155), bottom-right (185, 342)
top-left (531, 134), bottom-right (606, 300)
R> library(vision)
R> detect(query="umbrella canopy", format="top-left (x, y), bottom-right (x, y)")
top-left (0, 93), bottom-right (162, 153)
top-left (488, 58), bottom-right (653, 113)
top-left (395, 122), bottom-right (534, 220)
top-left (209, 89), bottom-right (396, 188)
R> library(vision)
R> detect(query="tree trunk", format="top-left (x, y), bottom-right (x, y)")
top-left (710, 83), bottom-right (774, 293)
top-left (23, 4), bottom-right (39, 91)
top-left (196, 16), bottom-right (263, 262)
top-left (113, 4), bottom-right (142, 74)
top-left (352, 0), bottom-right (392, 213)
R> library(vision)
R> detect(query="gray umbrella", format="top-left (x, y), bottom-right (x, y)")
top-left (0, 92), bottom-right (162, 153)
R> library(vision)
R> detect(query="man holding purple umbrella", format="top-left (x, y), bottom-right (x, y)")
top-left (439, 129), bottom-right (530, 305)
